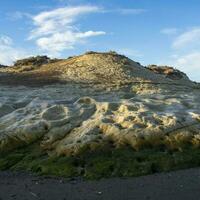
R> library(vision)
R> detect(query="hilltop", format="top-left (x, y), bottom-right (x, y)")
top-left (0, 51), bottom-right (196, 87)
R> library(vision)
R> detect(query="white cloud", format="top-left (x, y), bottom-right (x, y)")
top-left (29, 6), bottom-right (105, 55)
top-left (174, 51), bottom-right (200, 82)
top-left (0, 35), bottom-right (13, 46)
top-left (102, 8), bottom-right (147, 15)
top-left (164, 28), bottom-right (200, 82)
top-left (117, 48), bottom-right (142, 58)
top-left (7, 11), bottom-right (31, 21)
top-left (116, 8), bottom-right (147, 15)
top-left (0, 35), bottom-right (29, 65)
top-left (173, 28), bottom-right (200, 49)
top-left (161, 28), bottom-right (178, 35)
top-left (29, 6), bottom-right (100, 39)
top-left (36, 30), bottom-right (105, 53)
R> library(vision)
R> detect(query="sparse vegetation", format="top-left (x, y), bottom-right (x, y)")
top-left (1, 143), bottom-right (200, 179)
top-left (14, 56), bottom-right (50, 67)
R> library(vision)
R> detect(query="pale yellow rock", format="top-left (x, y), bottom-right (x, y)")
top-left (0, 52), bottom-right (200, 154)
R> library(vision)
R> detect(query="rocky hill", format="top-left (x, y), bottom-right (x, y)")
top-left (0, 51), bottom-right (200, 178)
top-left (0, 51), bottom-right (195, 87)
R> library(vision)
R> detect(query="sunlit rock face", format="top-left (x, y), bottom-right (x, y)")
top-left (146, 65), bottom-right (191, 81)
top-left (0, 52), bottom-right (200, 155)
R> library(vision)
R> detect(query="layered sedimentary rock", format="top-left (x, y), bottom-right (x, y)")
top-left (0, 52), bottom-right (200, 155)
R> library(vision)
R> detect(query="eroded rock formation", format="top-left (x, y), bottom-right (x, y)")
top-left (0, 52), bottom-right (200, 155)
top-left (146, 65), bottom-right (190, 80)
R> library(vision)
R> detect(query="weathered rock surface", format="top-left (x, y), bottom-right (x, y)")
top-left (0, 52), bottom-right (200, 155)
top-left (0, 52), bottom-right (195, 86)
top-left (146, 65), bottom-right (190, 81)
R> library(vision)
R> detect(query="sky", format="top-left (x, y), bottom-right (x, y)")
top-left (0, 0), bottom-right (200, 81)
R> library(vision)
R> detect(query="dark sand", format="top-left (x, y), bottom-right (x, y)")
top-left (0, 168), bottom-right (200, 200)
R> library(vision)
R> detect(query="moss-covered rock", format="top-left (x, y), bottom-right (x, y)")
top-left (1, 143), bottom-right (200, 179)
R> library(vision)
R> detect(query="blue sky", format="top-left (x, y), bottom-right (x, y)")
top-left (0, 0), bottom-right (200, 81)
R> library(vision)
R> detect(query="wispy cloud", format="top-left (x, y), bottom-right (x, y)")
top-left (115, 8), bottom-right (147, 15)
top-left (29, 5), bottom-right (106, 55)
top-left (162, 27), bottom-right (200, 81)
top-left (103, 8), bottom-right (147, 15)
top-left (161, 28), bottom-right (178, 35)
top-left (117, 48), bottom-right (143, 58)
top-left (0, 35), bottom-right (29, 65)
top-left (36, 31), bottom-right (105, 53)
top-left (6, 5), bottom-right (146, 57)
top-left (170, 28), bottom-right (200, 81)
top-left (0, 35), bottom-right (13, 46)
top-left (7, 11), bottom-right (31, 21)
top-left (173, 52), bottom-right (200, 81)
top-left (172, 27), bottom-right (200, 49)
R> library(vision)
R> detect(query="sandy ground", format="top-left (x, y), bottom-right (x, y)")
top-left (0, 168), bottom-right (200, 200)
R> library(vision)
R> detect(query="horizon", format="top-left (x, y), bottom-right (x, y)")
top-left (0, 0), bottom-right (200, 81)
